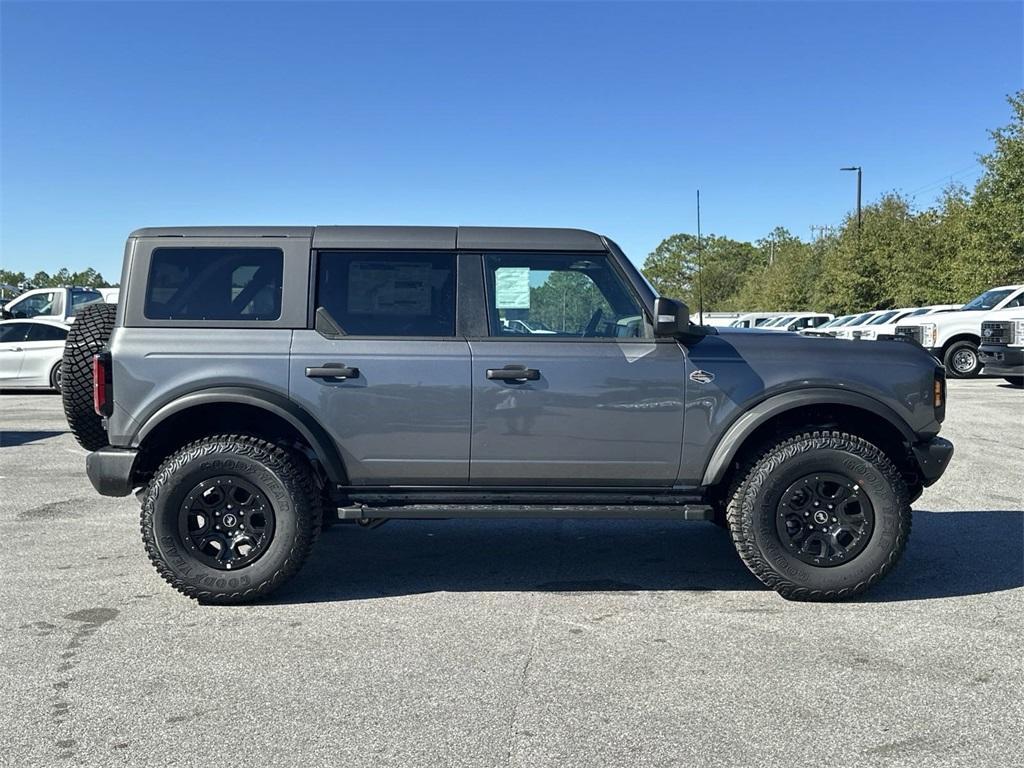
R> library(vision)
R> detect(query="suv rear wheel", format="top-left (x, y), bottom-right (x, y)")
top-left (141, 435), bottom-right (321, 603)
top-left (943, 339), bottom-right (981, 378)
top-left (727, 431), bottom-right (911, 601)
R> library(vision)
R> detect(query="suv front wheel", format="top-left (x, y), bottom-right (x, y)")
top-left (727, 431), bottom-right (911, 601)
top-left (141, 435), bottom-right (321, 603)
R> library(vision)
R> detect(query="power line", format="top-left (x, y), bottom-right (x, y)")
top-left (904, 163), bottom-right (979, 198)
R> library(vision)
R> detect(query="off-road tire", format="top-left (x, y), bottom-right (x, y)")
top-left (62, 303), bottom-right (117, 449)
top-left (141, 435), bottom-right (321, 604)
top-left (1003, 376), bottom-right (1024, 387)
top-left (727, 431), bottom-right (911, 601)
top-left (943, 339), bottom-right (981, 379)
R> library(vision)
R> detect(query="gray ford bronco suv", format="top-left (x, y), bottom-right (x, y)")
top-left (64, 226), bottom-right (953, 603)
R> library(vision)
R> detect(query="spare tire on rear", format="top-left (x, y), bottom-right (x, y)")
top-left (62, 303), bottom-right (117, 450)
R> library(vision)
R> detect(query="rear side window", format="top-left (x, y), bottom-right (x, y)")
top-left (145, 248), bottom-right (284, 321)
top-left (0, 323), bottom-right (32, 343)
top-left (26, 324), bottom-right (68, 341)
top-left (70, 289), bottom-right (102, 312)
top-left (316, 251), bottom-right (456, 337)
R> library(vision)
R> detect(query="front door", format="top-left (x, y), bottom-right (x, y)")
top-left (289, 249), bottom-right (471, 485)
top-left (469, 252), bottom-right (686, 485)
top-left (0, 322), bottom-right (31, 382)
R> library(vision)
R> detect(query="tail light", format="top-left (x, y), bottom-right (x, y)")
top-left (93, 351), bottom-right (113, 417)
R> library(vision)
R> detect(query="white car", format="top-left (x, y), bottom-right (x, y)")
top-left (834, 310), bottom-right (889, 339)
top-left (761, 312), bottom-right (834, 332)
top-left (0, 318), bottom-right (69, 391)
top-left (857, 305), bottom-right (962, 340)
top-left (729, 312), bottom-right (789, 328)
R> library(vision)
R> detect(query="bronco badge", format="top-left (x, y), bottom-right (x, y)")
top-left (689, 369), bottom-right (715, 384)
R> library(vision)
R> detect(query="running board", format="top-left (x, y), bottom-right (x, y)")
top-left (334, 504), bottom-right (715, 521)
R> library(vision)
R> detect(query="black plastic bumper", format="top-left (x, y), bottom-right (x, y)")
top-left (911, 437), bottom-right (954, 487)
top-left (86, 447), bottom-right (139, 497)
top-left (979, 345), bottom-right (1024, 377)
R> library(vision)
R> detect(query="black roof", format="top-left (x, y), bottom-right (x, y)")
top-left (129, 226), bottom-right (607, 252)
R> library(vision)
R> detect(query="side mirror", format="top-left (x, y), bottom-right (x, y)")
top-left (0, 308), bottom-right (11, 320)
top-left (653, 297), bottom-right (692, 337)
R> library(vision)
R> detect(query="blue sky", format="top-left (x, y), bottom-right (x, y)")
top-left (1, 1), bottom-right (1021, 280)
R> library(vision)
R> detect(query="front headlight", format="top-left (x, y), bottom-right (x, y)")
top-left (1013, 319), bottom-right (1024, 346)
top-left (861, 329), bottom-right (877, 339)
top-left (921, 323), bottom-right (937, 347)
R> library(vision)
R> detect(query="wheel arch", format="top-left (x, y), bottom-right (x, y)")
top-left (701, 388), bottom-right (917, 489)
top-left (131, 387), bottom-right (348, 485)
top-left (940, 332), bottom-right (980, 355)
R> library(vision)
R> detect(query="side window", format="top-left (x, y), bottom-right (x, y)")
top-left (70, 289), bottom-right (102, 312)
top-left (9, 292), bottom-right (57, 318)
top-left (0, 323), bottom-right (32, 343)
top-left (26, 324), bottom-right (69, 342)
top-left (144, 248), bottom-right (284, 321)
top-left (316, 251), bottom-right (456, 337)
top-left (1003, 292), bottom-right (1024, 309)
top-left (483, 253), bottom-right (648, 339)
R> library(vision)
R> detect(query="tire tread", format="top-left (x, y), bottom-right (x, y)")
top-left (140, 434), bottom-right (321, 604)
top-left (726, 430), bottom-right (911, 602)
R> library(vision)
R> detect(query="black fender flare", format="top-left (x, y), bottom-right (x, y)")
top-left (132, 386), bottom-right (348, 483)
top-left (700, 387), bottom-right (916, 487)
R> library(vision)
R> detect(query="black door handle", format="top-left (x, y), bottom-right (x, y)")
top-left (486, 365), bottom-right (540, 382)
top-left (306, 364), bottom-right (359, 380)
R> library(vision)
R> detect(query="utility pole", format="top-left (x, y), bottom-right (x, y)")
top-left (840, 166), bottom-right (863, 230)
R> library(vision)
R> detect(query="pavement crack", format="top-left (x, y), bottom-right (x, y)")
top-left (504, 598), bottom-right (542, 768)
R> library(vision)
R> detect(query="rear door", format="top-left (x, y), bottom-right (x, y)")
top-left (468, 251), bottom-right (687, 485)
top-left (289, 250), bottom-right (471, 485)
top-left (20, 322), bottom-right (68, 385)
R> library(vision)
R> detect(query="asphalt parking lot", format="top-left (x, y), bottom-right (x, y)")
top-left (1, 380), bottom-right (1022, 768)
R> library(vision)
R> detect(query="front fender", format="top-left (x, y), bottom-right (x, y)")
top-left (698, 387), bottom-right (917, 487)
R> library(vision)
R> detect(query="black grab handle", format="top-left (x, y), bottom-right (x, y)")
top-left (306, 364), bottom-right (359, 380)
top-left (486, 365), bottom-right (540, 382)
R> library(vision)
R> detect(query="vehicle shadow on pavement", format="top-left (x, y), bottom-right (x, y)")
top-left (273, 510), bottom-right (1024, 605)
top-left (0, 430), bottom-right (66, 448)
top-left (865, 509), bottom-right (1024, 602)
top-left (273, 519), bottom-right (762, 604)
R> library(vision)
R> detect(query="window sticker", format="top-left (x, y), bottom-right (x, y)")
top-left (494, 267), bottom-right (531, 309)
top-left (348, 261), bottom-right (433, 316)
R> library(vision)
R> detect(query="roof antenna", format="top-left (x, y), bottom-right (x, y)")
top-left (696, 189), bottom-right (704, 326)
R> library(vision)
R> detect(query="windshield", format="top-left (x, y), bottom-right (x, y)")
top-left (961, 289), bottom-right (1013, 311)
top-left (848, 312), bottom-right (876, 326)
top-left (906, 307), bottom-right (931, 317)
top-left (824, 315), bottom-right (853, 328)
top-left (867, 311), bottom-right (898, 325)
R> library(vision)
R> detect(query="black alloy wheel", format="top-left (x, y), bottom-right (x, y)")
top-left (775, 472), bottom-right (875, 566)
top-left (178, 476), bottom-right (276, 570)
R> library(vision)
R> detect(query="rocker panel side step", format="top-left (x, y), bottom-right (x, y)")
top-left (334, 503), bottom-right (715, 521)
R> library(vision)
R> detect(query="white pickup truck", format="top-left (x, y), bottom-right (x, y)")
top-left (978, 306), bottom-right (1024, 386)
top-left (894, 285), bottom-right (1024, 378)
top-left (1, 286), bottom-right (108, 323)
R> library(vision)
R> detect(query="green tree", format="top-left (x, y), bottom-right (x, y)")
top-left (955, 90), bottom-right (1024, 296)
top-left (642, 233), bottom-right (758, 310)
